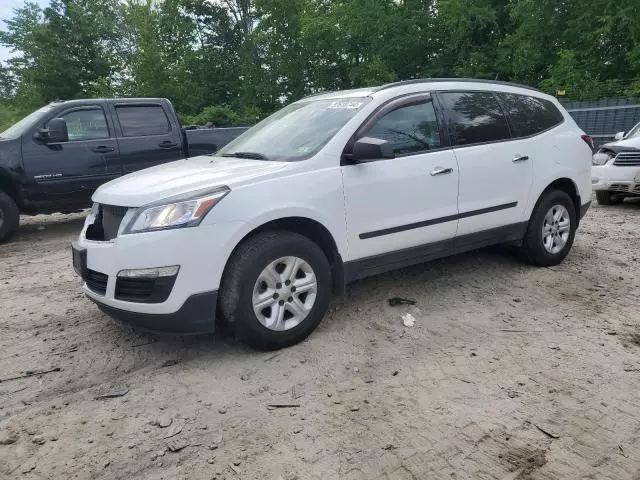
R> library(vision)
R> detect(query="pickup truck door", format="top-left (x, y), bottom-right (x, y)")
top-left (109, 102), bottom-right (185, 173)
top-left (20, 104), bottom-right (121, 206)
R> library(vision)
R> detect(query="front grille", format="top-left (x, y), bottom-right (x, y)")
top-left (613, 151), bottom-right (640, 166)
top-left (85, 269), bottom-right (108, 295)
top-left (115, 276), bottom-right (177, 303)
top-left (102, 205), bottom-right (128, 241)
top-left (85, 204), bottom-right (129, 241)
top-left (609, 183), bottom-right (631, 193)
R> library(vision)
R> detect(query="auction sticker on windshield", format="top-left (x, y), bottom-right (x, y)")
top-left (327, 101), bottom-right (364, 109)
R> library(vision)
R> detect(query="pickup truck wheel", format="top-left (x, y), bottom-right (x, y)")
top-left (0, 191), bottom-right (20, 243)
top-left (520, 190), bottom-right (577, 267)
top-left (220, 231), bottom-right (332, 350)
top-left (595, 191), bottom-right (621, 205)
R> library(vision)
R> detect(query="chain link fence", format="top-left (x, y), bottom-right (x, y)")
top-left (563, 98), bottom-right (640, 148)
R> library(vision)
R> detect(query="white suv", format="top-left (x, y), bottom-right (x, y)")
top-left (592, 120), bottom-right (640, 204)
top-left (72, 79), bottom-right (593, 349)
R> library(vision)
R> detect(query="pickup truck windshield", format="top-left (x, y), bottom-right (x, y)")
top-left (0, 104), bottom-right (56, 140)
top-left (217, 97), bottom-right (371, 161)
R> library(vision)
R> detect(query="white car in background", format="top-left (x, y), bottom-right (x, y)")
top-left (592, 121), bottom-right (640, 204)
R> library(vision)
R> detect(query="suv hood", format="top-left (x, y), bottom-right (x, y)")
top-left (93, 155), bottom-right (290, 207)
top-left (600, 136), bottom-right (640, 153)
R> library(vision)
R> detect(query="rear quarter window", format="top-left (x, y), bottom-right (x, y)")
top-left (498, 93), bottom-right (564, 137)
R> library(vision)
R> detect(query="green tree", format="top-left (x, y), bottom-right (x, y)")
top-left (0, 0), bottom-right (122, 106)
top-left (2, 0), bottom-right (640, 131)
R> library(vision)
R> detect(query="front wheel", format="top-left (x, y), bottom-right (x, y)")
top-left (520, 190), bottom-right (577, 267)
top-left (219, 231), bottom-right (332, 350)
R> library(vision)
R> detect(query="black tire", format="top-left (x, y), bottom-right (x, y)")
top-left (0, 190), bottom-right (20, 244)
top-left (595, 190), bottom-right (621, 205)
top-left (219, 231), bottom-right (332, 350)
top-left (520, 190), bottom-right (577, 267)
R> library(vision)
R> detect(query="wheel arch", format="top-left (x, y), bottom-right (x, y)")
top-left (222, 216), bottom-right (346, 295)
top-left (0, 169), bottom-right (22, 209)
top-left (535, 177), bottom-right (581, 224)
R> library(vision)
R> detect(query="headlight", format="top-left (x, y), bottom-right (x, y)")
top-left (592, 152), bottom-right (613, 166)
top-left (124, 186), bottom-right (229, 234)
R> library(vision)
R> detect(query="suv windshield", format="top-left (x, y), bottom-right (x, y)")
top-left (625, 122), bottom-right (640, 139)
top-left (0, 104), bottom-right (56, 140)
top-left (217, 97), bottom-right (371, 161)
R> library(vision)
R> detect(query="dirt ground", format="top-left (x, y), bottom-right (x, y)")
top-left (1, 198), bottom-right (640, 480)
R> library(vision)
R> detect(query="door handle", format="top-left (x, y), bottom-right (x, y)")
top-left (159, 141), bottom-right (178, 149)
top-left (512, 154), bottom-right (529, 162)
top-left (91, 146), bottom-right (115, 153)
top-left (430, 167), bottom-right (453, 176)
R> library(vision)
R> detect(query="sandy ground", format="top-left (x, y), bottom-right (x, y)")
top-left (1, 199), bottom-right (640, 480)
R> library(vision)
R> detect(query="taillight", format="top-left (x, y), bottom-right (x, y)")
top-left (581, 134), bottom-right (594, 150)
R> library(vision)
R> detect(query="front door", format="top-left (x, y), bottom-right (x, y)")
top-left (21, 104), bottom-right (121, 208)
top-left (341, 94), bottom-right (460, 271)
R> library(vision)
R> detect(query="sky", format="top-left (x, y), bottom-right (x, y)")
top-left (0, 0), bottom-right (49, 64)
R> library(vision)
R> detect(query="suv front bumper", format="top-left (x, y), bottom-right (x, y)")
top-left (73, 212), bottom-right (249, 334)
top-left (89, 291), bottom-right (218, 334)
top-left (592, 164), bottom-right (640, 195)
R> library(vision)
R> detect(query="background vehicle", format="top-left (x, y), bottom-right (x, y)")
top-left (591, 120), bottom-right (640, 205)
top-left (73, 79), bottom-right (593, 350)
top-left (0, 98), bottom-right (248, 242)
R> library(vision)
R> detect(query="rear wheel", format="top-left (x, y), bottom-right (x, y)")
top-left (596, 190), bottom-right (622, 205)
top-left (220, 231), bottom-right (332, 350)
top-left (520, 190), bottom-right (577, 267)
top-left (0, 190), bottom-right (19, 243)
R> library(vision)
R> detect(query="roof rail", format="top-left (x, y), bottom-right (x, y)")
top-left (375, 78), bottom-right (540, 92)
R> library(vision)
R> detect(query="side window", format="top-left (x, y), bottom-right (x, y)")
top-left (498, 93), bottom-right (564, 137)
top-left (115, 105), bottom-right (171, 137)
top-left (56, 108), bottom-right (109, 141)
top-left (363, 101), bottom-right (441, 155)
top-left (439, 92), bottom-right (510, 146)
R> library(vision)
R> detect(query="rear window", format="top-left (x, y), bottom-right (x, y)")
top-left (439, 92), bottom-right (511, 146)
top-left (498, 93), bottom-right (564, 137)
top-left (116, 105), bottom-right (171, 137)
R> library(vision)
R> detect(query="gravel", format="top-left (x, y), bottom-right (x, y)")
top-left (1, 201), bottom-right (640, 478)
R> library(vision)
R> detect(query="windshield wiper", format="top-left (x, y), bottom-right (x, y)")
top-left (221, 151), bottom-right (270, 160)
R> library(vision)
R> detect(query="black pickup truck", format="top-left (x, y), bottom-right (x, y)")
top-left (0, 98), bottom-right (248, 242)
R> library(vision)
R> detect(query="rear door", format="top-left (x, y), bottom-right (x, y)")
top-left (341, 93), bottom-right (460, 267)
top-left (109, 102), bottom-right (184, 173)
top-left (437, 91), bottom-right (533, 241)
top-left (21, 103), bottom-right (120, 205)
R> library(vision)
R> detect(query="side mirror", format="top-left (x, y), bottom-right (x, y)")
top-left (351, 137), bottom-right (394, 163)
top-left (614, 131), bottom-right (625, 141)
top-left (36, 117), bottom-right (69, 144)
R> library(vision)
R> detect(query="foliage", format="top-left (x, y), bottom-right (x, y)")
top-left (180, 105), bottom-right (261, 127)
top-left (1, 0), bottom-right (639, 131)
